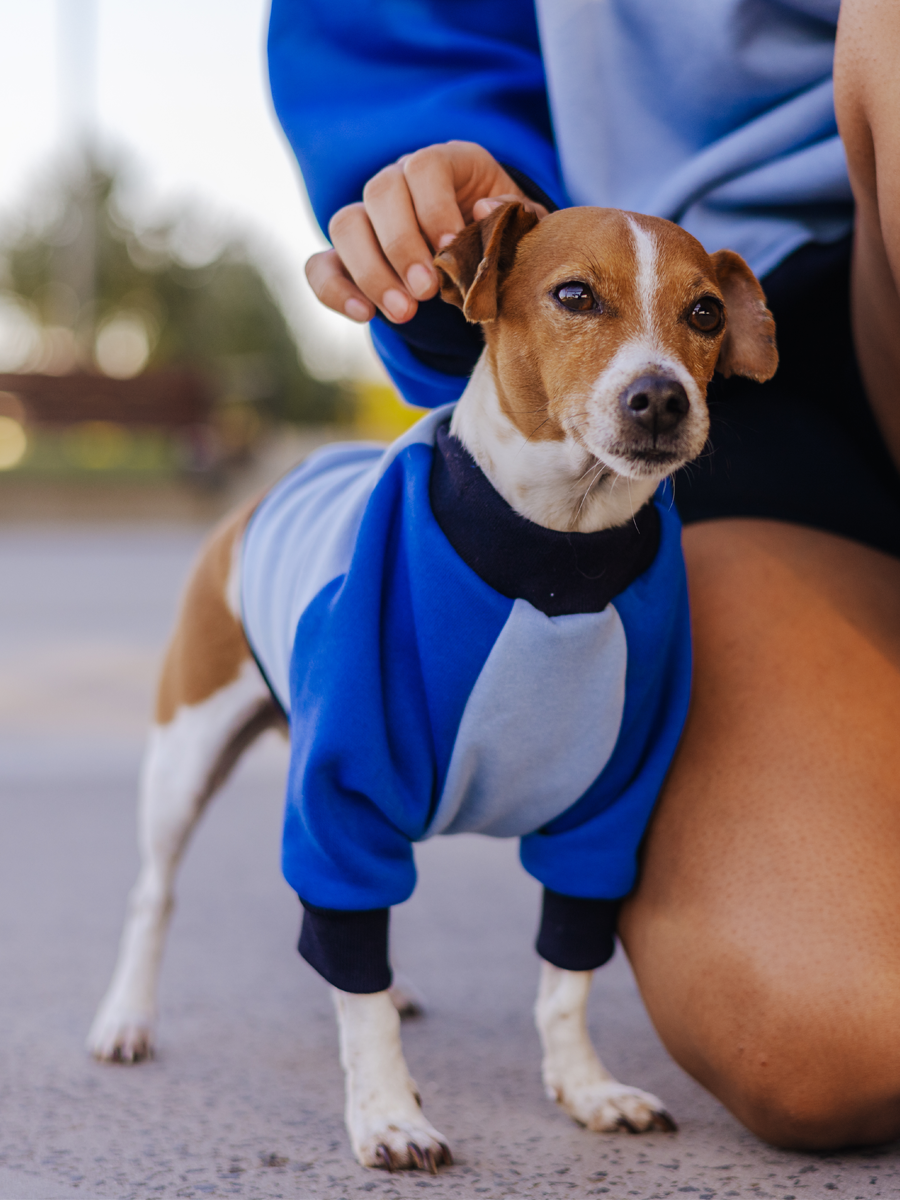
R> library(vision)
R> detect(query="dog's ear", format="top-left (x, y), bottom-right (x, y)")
top-left (434, 201), bottom-right (539, 323)
top-left (710, 249), bottom-right (779, 382)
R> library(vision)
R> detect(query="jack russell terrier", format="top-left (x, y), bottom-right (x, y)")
top-left (88, 204), bottom-right (777, 1172)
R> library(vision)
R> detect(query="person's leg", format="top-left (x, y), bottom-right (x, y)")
top-left (835, 0), bottom-right (900, 470)
top-left (620, 517), bottom-right (900, 1149)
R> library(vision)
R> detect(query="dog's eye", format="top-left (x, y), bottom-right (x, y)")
top-left (689, 297), bottom-right (724, 334)
top-left (554, 282), bottom-right (597, 312)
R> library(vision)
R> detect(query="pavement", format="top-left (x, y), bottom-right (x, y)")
top-left (0, 522), bottom-right (899, 1200)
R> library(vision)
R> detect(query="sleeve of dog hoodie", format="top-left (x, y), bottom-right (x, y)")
top-left (266, 0), bottom-right (567, 408)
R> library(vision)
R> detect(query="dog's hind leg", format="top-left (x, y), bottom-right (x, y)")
top-left (88, 503), bottom-right (283, 1063)
top-left (535, 963), bottom-right (676, 1133)
top-left (334, 989), bottom-right (452, 1171)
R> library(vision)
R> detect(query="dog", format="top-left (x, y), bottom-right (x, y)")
top-left (88, 203), bottom-right (777, 1172)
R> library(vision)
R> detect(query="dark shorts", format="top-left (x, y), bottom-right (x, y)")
top-left (673, 237), bottom-right (900, 561)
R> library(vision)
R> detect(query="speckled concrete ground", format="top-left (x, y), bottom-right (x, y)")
top-left (0, 525), bottom-right (898, 1200)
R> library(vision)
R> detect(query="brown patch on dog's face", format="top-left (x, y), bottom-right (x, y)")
top-left (437, 205), bottom-right (777, 479)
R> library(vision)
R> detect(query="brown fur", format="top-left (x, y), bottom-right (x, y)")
top-left (710, 249), bottom-right (779, 380)
top-left (155, 496), bottom-right (261, 725)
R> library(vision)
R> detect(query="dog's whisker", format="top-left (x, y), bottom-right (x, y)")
top-left (574, 458), bottom-right (608, 525)
top-left (518, 415), bottom-right (553, 452)
top-left (575, 457), bottom-right (603, 486)
top-left (628, 475), bottom-right (642, 530)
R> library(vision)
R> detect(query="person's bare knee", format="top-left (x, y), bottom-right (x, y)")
top-left (622, 904), bottom-right (900, 1149)
top-left (716, 1006), bottom-right (900, 1150)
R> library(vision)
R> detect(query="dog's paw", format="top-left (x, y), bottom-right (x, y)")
top-left (354, 1116), bottom-right (452, 1172)
top-left (550, 1081), bottom-right (676, 1134)
top-left (87, 1008), bottom-right (155, 1063)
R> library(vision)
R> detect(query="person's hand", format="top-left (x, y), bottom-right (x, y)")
top-left (305, 140), bottom-right (548, 325)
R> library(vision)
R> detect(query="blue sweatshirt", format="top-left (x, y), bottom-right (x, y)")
top-left (242, 407), bottom-right (691, 990)
top-left (268, 0), bottom-right (850, 410)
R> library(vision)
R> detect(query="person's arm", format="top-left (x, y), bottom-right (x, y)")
top-left (835, 0), bottom-right (900, 468)
top-left (268, 0), bottom-right (562, 242)
top-left (267, 0), bottom-right (564, 404)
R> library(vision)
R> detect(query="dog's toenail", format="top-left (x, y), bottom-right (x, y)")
top-left (407, 1143), bottom-right (425, 1169)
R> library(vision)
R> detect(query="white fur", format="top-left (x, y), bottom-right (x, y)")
top-left (451, 356), bottom-right (658, 533)
top-left (87, 659), bottom-right (272, 1062)
top-left (535, 962), bottom-right (672, 1132)
top-left (627, 216), bottom-right (660, 338)
top-left (334, 989), bottom-right (449, 1169)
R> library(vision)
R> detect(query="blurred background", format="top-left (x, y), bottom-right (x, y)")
top-left (0, 0), bottom-right (420, 521)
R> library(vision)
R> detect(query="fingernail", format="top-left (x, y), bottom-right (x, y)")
top-left (437, 233), bottom-right (456, 250)
top-left (406, 263), bottom-right (435, 299)
top-left (344, 298), bottom-right (371, 322)
top-left (382, 288), bottom-right (411, 322)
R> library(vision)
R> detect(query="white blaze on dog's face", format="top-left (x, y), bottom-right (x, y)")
top-left (436, 204), bottom-right (778, 486)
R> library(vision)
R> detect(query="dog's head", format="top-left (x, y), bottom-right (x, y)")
top-left (435, 203), bottom-right (777, 480)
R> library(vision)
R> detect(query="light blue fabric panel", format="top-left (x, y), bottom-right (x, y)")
top-left (535, 0), bottom-right (852, 277)
top-left (427, 597), bottom-right (627, 838)
top-left (240, 405), bottom-right (455, 710)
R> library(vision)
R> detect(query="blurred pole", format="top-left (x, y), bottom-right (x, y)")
top-left (57, 0), bottom-right (97, 361)
top-left (58, 0), bottom-right (96, 145)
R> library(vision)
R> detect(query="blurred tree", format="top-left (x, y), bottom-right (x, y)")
top-left (0, 156), bottom-right (346, 424)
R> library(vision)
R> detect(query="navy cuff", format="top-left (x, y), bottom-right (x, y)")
top-left (298, 900), bottom-right (392, 993)
top-left (536, 888), bottom-right (621, 971)
top-left (373, 299), bottom-right (483, 379)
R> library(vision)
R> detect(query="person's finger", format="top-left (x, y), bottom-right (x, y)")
top-left (471, 193), bottom-right (549, 222)
top-left (305, 249), bottom-right (375, 322)
top-left (400, 146), bottom-right (468, 253)
top-left (362, 164), bottom-right (441, 301)
top-left (441, 141), bottom-right (549, 221)
top-left (328, 203), bottom-right (417, 323)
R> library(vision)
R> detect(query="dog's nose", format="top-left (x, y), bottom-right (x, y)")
top-left (619, 375), bottom-right (689, 436)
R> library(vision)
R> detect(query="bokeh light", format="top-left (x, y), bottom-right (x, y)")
top-left (0, 415), bottom-right (28, 469)
top-left (94, 312), bottom-right (151, 378)
top-left (0, 296), bottom-right (42, 372)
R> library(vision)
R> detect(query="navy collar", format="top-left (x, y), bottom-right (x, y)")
top-left (429, 421), bottom-right (660, 617)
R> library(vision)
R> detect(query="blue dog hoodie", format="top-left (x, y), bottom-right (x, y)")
top-left (241, 404), bottom-right (691, 992)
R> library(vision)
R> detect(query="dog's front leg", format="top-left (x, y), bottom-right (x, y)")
top-left (333, 989), bottom-right (452, 1171)
top-left (535, 962), bottom-right (676, 1133)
